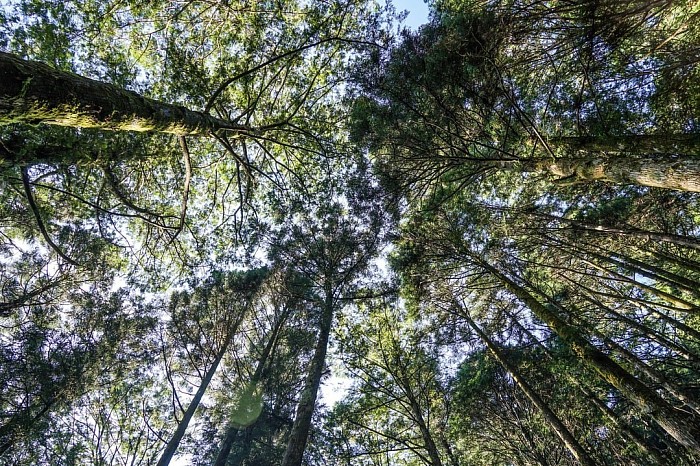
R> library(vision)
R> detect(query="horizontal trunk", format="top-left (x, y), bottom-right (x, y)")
top-left (0, 52), bottom-right (248, 136)
top-left (521, 156), bottom-right (700, 192)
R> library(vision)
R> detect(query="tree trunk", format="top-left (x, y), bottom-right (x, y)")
top-left (156, 321), bottom-right (240, 466)
top-left (521, 155), bottom-right (700, 192)
top-left (0, 52), bottom-right (249, 137)
top-left (281, 289), bottom-right (334, 466)
top-left (404, 389), bottom-right (444, 466)
top-left (597, 331), bottom-right (700, 416)
top-left (213, 306), bottom-right (290, 466)
top-left (505, 309), bottom-right (667, 465)
top-left (581, 386), bottom-right (667, 466)
top-left (477, 258), bottom-right (700, 453)
top-left (462, 312), bottom-right (597, 466)
top-left (533, 210), bottom-right (700, 250)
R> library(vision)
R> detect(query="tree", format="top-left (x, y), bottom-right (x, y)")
top-left (270, 163), bottom-right (386, 466)
top-left (460, 309), bottom-right (596, 466)
top-left (210, 270), bottom-right (297, 466)
top-left (2, 0), bottom-right (700, 463)
top-left (350, 1), bottom-right (700, 196)
top-left (156, 269), bottom-right (267, 466)
top-left (0, 288), bottom-right (156, 460)
top-left (0, 52), bottom-right (252, 135)
top-left (333, 301), bottom-right (452, 466)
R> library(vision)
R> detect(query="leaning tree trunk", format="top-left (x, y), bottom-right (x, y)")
top-left (505, 308), bottom-right (668, 465)
top-left (281, 288), bottom-right (334, 466)
top-left (462, 312), bottom-right (597, 466)
top-left (156, 319), bottom-right (241, 466)
top-left (0, 52), bottom-right (249, 137)
top-left (477, 258), bottom-right (700, 453)
top-left (520, 155), bottom-right (700, 192)
top-left (212, 305), bottom-right (290, 466)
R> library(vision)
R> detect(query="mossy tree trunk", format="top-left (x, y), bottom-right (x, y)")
top-left (0, 52), bottom-right (249, 137)
top-left (521, 154), bottom-right (700, 192)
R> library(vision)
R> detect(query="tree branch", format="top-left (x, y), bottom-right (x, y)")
top-left (21, 167), bottom-right (79, 266)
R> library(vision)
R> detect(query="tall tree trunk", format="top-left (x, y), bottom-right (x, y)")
top-left (0, 52), bottom-right (249, 137)
top-left (477, 258), bottom-right (700, 453)
top-left (520, 155), bottom-right (700, 192)
top-left (505, 309), bottom-right (668, 465)
top-left (281, 289), bottom-right (334, 466)
top-left (581, 386), bottom-right (667, 466)
top-left (212, 306), bottom-right (290, 466)
top-left (403, 388), bottom-right (444, 466)
top-left (461, 312), bottom-right (597, 466)
top-left (602, 334), bottom-right (700, 416)
top-left (156, 320), bottom-right (241, 466)
top-left (532, 210), bottom-right (700, 250)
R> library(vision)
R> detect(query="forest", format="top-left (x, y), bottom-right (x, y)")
top-left (1, 0), bottom-right (699, 464)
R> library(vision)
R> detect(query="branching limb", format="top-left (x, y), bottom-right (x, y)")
top-left (102, 165), bottom-right (180, 231)
top-left (204, 37), bottom-right (382, 113)
top-left (21, 167), bottom-right (79, 266)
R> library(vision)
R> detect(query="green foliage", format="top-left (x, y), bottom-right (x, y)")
top-left (2, 0), bottom-right (700, 464)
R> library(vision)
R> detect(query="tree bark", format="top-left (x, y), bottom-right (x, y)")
top-left (521, 155), bottom-right (700, 192)
top-left (0, 52), bottom-right (249, 137)
top-left (462, 312), bottom-right (597, 466)
top-left (477, 258), bottom-right (700, 453)
top-left (280, 289), bottom-right (334, 466)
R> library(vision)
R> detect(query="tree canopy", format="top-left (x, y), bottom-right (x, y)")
top-left (2, 0), bottom-right (700, 465)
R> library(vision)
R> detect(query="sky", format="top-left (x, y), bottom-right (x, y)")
top-left (393, 0), bottom-right (430, 30)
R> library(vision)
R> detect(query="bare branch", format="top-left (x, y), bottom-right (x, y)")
top-left (21, 167), bottom-right (79, 266)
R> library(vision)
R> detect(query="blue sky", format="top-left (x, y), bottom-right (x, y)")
top-left (393, 0), bottom-right (430, 29)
